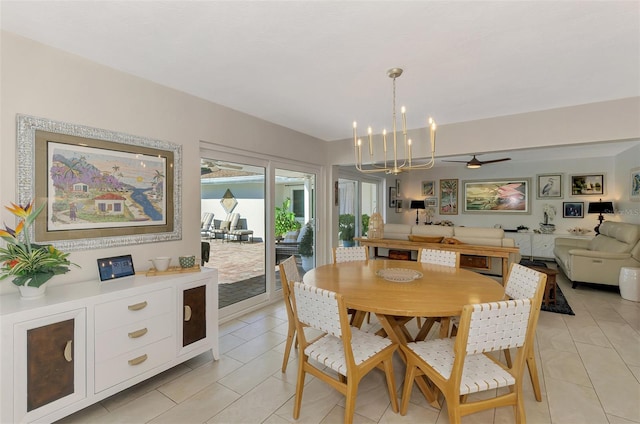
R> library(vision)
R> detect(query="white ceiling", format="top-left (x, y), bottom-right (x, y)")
top-left (1, 1), bottom-right (639, 157)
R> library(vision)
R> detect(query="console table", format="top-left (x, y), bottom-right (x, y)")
top-left (0, 269), bottom-right (218, 423)
top-left (354, 237), bottom-right (519, 279)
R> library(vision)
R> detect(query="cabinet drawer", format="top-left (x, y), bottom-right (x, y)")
top-left (95, 336), bottom-right (174, 393)
top-left (95, 313), bottom-right (173, 362)
top-left (95, 288), bottom-right (172, 333)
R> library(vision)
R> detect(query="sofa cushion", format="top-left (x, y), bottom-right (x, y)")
top-left (588, 222), bottom-right (640, 254)
top-left (411, 225), bottom-right (454, 238)
top-left (384, 224), bottom-right (413, 240)
top-left (408, 235), bottom-right (444, 243)
top-left (283, 230), bottom-right (299, 242)
top-left (453, 227), bottom-right (505, 239)
top-left (598, 222), bottom-right (640, 245)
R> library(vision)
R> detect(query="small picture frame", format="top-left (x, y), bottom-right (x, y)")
top-left (421, 180), bottom-right (435, 197)
top-left (389, 186), bottom-right (397, 208)
top-left (571, 174), bottom-right (604, 196)
top-left (536, 174), bottom-right (563, 199)
top-left (563, 202), bottom-right (584, 218)
top-left (631, 167), bottom-right (640, 201)
top-left (425, 197), bottom-right (438, 208)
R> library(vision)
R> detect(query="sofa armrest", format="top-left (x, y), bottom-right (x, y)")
top-left (555, 238), bottom-right (590, 248)
top-left (567, 249), bottom-right (631, 260)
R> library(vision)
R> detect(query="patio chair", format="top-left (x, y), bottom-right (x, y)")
top-left (399, 276), bottom-right (545, 423)
top-left (200, 212), bottom-right (214, 239)
top-left (289, 281), bottom-right (399, 424)
top-left (332, 246), bottom-right (369, 263)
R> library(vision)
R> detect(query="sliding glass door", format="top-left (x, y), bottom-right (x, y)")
top-left (200, 158), bottom-right (266, 315)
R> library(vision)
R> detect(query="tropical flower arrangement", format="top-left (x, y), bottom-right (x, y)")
top-left (0, 201), bottom-right (76, 288)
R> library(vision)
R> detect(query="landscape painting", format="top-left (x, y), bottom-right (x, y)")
top-left (18, 115), bottom-right (181, 251)
top-left (463, 179), bottom-right (530, 214)
top-left (46, 141), bottom-right (167, 231)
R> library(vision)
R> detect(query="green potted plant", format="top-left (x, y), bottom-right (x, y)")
top-left (0, 200), bottom-right (77, 298)
top-left (275, 198), bottom-right (301, 238)
top-left (361, 214), bottom-right (370, 237)
top-left (299, 221), bottom-right (314, 271)
top-left (339, 214), bottom-right (356, 247)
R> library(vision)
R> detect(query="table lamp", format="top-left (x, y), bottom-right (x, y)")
top-left (587, 198), bottom-right (614, 235)
top-left (410, 200), bottom-right (425, 225)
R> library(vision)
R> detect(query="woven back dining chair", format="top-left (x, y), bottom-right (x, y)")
top-left (400, 275), bottom-right (545, 423)
top-left (417, 248), bottom-right (460, 268)
top-left (333, 246), bottom-right (369, 263)
top-left (415, 248), bottom-right (460, 336)
top-left (502, 263), bottom-right (547, 402)
top-left (278, 255), bottom-right (302, 373)
top-left (289, 281), bottom-right (399, 424)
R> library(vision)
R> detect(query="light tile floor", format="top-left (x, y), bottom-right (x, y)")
top-left (59, 265), bottom-right (640, 424)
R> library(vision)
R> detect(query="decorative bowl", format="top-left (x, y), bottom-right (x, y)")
top-left (151, 257), bottom-right (171, 272)
top-left (179, 255), bottom-right (196, 268)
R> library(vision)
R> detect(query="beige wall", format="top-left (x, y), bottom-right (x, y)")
top-left (1, 30), bottom-right (638, 294)
top-left (0, 31), bottom-right (327, 293)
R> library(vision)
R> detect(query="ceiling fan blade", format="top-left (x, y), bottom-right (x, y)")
top-left (442, 160), bottom-right (470, 163)
top-left (479, 158), bottom-right (511, 164)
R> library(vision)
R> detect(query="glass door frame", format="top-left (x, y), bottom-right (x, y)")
top-left (337, 167), bottom-right (385, 239)
top-left (200, 142), bottom-right (323, 321)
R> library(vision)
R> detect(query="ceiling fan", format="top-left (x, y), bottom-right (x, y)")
top-left (201, 160), bottom-right (243, 174)
top-left (443, 154), bottom-right (511, 169)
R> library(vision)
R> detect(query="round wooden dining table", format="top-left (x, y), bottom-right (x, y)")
top-left (303, 259), bottom-right (505, 343)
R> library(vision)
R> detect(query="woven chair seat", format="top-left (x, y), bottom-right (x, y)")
top-left (305, 327), bottom-right (394, 376)
top-left (405, 338), bottom-right (515, 395)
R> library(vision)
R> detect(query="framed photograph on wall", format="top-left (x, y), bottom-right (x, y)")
top-left (563, 202), bottom-right (584, 218)
top-left (631, 167), bottom-right (640, 201)
top-left (536, 173), bottom-right (563, 199)
top-left (17, 114), bottom-right (182, 251)
top-left (389, 186), bottom-right (397, 208)
top-left (462, 178), bottom-right (531, 214)
top-left (571, 174), bottom-right (604, 196)
top-left (421, 180), bottom-right (435, 197)
top-left (395, 199), bottom-right (403, 213)
top-left (425, 197), bottom-right (437, 208)
top-left (439, 179), bottom-right (458, 215)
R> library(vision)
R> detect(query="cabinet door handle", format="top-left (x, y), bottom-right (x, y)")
top-left (128, 301), bottom-right (148, 311)
top-left (184, 305), bottom-right (192, 322)
top-left (128, 328), bottom-right (148, 339)
top-left (128, 354), bottom-right (148, 366)
top-left (63, 340), bottom-right (73, 362)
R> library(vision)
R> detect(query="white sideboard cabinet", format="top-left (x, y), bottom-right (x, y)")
top-left (0, 268), bottom-right (218, 423)
top-left (510, 232), bottom-right (593, 260)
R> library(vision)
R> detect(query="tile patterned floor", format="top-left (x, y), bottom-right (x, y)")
top-left (58, 263), bottom-right (640, 424)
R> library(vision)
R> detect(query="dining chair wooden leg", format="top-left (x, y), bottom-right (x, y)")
top-left (281, 324), bottom-right (296, 372)
top-left (526, 348), bottom-right (543, 401)
top-left (505, 345), bottom-right (542, 401)
top-left (383, 357), bottom-right (399, 413)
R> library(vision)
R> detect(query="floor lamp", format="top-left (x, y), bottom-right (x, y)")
top-left (410, 200), bottom-right (425, 225)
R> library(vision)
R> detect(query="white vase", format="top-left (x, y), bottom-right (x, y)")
top-left (18, 282), bottom-right (48, 299)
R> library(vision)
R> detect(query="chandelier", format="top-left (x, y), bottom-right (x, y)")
top-left (353, 68), bottom-right (436, 174)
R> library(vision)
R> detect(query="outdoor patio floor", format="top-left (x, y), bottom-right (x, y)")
top-left (201, 239), bottom-right (304, 308)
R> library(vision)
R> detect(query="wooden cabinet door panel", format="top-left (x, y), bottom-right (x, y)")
top-left (183, 285), bottom-right (206, 347)
top-left (27, 319), bottom-right (74, 411)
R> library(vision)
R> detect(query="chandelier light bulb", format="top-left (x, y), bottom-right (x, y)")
top-left (353, 68), bottom-right (437, 174)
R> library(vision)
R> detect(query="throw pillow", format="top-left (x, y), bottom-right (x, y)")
top-left (283, 230), bottom-right (299, 242)
top-left (442, 237), bottom-right (464, 245)
top-left (408, 235), bottom-right (444, 243)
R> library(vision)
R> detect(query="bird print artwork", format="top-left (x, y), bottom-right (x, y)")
top-left (539, 175), bottom-right (560, 197)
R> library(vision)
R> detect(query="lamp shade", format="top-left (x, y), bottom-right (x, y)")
top-left (587, 200), bottom-right (614, 214)
top-left (410, 200), bottom-right (425, 209)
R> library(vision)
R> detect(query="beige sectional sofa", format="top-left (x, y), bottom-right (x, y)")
top-left (376, 224), bottom-right (520, 275)
top-left (554, 221), bottom-right (640, 288)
